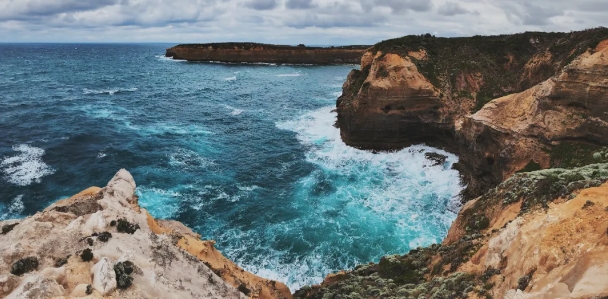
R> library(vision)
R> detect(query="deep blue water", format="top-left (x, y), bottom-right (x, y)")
top-left (0, 44), bottom-right (462, 290)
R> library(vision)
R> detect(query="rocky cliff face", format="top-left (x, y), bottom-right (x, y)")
top-left (166, 43), bottom-right (369, 65)
top-left (336, 28), bottom-right (608, 199)
top-left (294, 164), bottom-right (608, 299)
top-left (0, 170), bottom-right (291, 299)
top-left (291, 28), bottom-right (608, 299)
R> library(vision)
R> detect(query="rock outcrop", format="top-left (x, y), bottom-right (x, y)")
top-left (0, 169), bottom-right (291, 299)
top-left (292, 28), bottom-right (608, 299)
top-left (166, 43), bottom-right (369, 65)
top-left (336, 28), bottom-right (608, 199)
top-left (294, 164), bottom-right (608, 299)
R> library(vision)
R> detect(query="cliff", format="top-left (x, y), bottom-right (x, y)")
top-left (0, 170), bottom-right (291, 299)
top-left (165, 43), bottom-right (369, 65)
top-left (336, 28), bottom-right (608, 199)
top-left (290, 28), bottom-right (608, 299)
top-left (294, 164), bottom-right (608, 298)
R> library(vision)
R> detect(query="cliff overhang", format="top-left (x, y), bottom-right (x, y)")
top-left (336, 28), bottom-right (608, 200)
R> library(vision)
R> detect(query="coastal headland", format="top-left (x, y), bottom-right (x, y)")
top-left (3, 28), bottom-right (608, 298)
top-left (165, 43), bottom-right (369, 65)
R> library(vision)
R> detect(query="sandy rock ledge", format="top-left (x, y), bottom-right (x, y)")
top-left (0, 169), bottom-right (291, 299)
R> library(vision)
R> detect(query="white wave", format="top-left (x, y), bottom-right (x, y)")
top-left (83, 87), bottom-right (138, 95)
top-left (0, 195), bottom-right (25, 221)
top-left (276, 72), bottom-right (302, 77)
top-left (331, 91), bottom-right (342, 97)
top-left (156, 55), bottom-right (186, 62)
top-left (224, 76), bottom-right (237, 81)
top-left (124, 122), bottom-right (213, 136)
top-left (1, 144), bottom-right (55, 186)
top-left (136, 187), bottom-right (183, 220)
top-left (223, 105), bottom-right (244, 116)
top-left (268, 106), bottom-right (464, 290)
top-left (168, 148), bottom-right (215, 171)
top-left (97, 152), bottom-right (107, 159)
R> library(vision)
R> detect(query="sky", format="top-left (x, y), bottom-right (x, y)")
top-left (0, 0), bottom-right (606, 44)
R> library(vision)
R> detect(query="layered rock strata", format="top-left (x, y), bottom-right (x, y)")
top-left (0, 170), bottom-right (291, 299)
top-left (166, 43), bottom-right (369, 65)
top-left (336, 28), bottom-right (608, 199)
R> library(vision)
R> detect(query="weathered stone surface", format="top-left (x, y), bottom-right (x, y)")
top-left (0, 169), bottom-right (288, 299)
top-left (91, 257), bottom-right (116, 295)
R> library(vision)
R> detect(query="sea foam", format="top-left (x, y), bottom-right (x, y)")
top-left (83, 87), bottom-right (138, 95)
top-left (1, 144), bottom-right (55, 186)
top-left (218, 106), bottom-right (464, 291)
top-left (0, 195), bottom-right (25, 221)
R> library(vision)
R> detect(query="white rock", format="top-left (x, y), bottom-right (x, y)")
top-left (91, 257), bottom-right (116, 295)
top-left (83, 211), bottom-right (106, 235)
top-left (104, 168), bottom-right (136, 203)
top-left (65, 216), bottom-right (84, 231)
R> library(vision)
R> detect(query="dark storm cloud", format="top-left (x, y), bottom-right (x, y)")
top-left (286, 0), bottom-right (315, 10)
top-left (246, 0), bottom-right (279, 10)
top-left (437, 1), bottom-right (471, 16)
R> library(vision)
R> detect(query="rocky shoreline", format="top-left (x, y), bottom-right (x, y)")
top-left (165, 43), bottom-right (369, 65)
top-left (294, 28), bottom-right (608, 298)
top-left (0, 170), bottom-right (291, 299)
top-left (3, 29), bottom-right (608, 299)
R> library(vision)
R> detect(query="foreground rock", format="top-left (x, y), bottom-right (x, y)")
top-left (336, 28), bottom-right (608, 200)
top-left (0, 169), bottom-right (291, 299)
top-left (295, 164), bottom-right (608, 298)
top-left (166, 43), bottom-right (369, 65)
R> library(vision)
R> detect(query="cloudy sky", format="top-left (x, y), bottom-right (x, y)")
top-left (0, 0), bottom-right (605, 44)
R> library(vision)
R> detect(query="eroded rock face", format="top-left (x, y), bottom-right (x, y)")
top-left (166, 43), bottom-right (369, 65)
top-left (336, 29), bottom-right (608, 200)
top-left (0, 169), bottom-right (291, 299)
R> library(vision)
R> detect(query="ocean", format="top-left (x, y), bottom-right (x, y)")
top-left (0, 43), bottom-right (463, 290)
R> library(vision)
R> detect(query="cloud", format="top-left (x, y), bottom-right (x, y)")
top-left (0, 0), bottom-right (119, 20)
top-left (0, 0), bottom-right (605, 43)
top-left (246, 0), bottom-right (278, 10)
top-left (498, 1), bottom-right (563, 26)
top-left (437, 1), bottom-right (471, 16)
top-left (286, 0), bottom-right (315, 9)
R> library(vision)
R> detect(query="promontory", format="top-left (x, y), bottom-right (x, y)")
top-left (165, 43), bottom-right (369, 65)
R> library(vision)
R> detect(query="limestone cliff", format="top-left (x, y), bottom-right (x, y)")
top-left (336, 28), bottom-right (608, 199)
top-left (294, 164), bottom-right (608, 298)
top-left (166, 43), bottom-right (369, 65)
top-left (0, 170), bottom-right (291, 299)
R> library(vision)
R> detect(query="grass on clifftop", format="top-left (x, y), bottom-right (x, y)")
top-left (171, 42), bottom-right (370, 51)
top-left (362, 27), bottom-right (608, 113)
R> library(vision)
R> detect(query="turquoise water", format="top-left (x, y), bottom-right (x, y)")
top-left (0, 44), bottom-right (463, 290)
